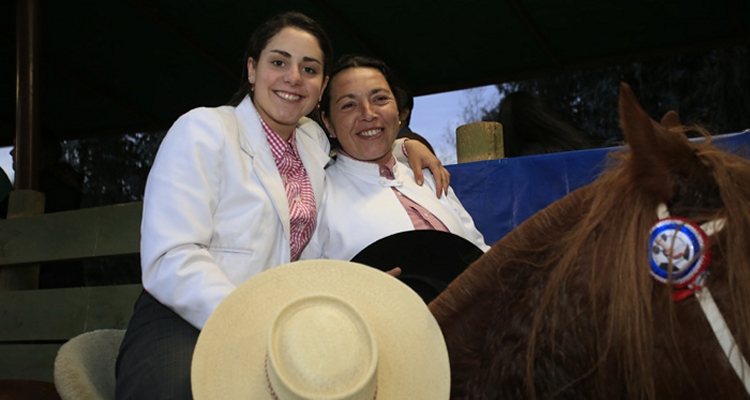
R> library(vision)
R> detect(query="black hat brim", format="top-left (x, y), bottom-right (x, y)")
top-left (350, 230), bottom-right (485, 303)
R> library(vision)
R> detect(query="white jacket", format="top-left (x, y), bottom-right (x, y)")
top-left (301, 155), bottom-right (490, 262)
top-left (140, 96), bottom-right (330, 329)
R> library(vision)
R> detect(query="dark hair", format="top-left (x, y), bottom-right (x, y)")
top-left (319, 54), bottom-right (397, 117)
top-left (393, 86), bottom-right (415, 126)
top-left (497, 91), bottom-right (595, 157)
top-left (394, 86), bottom-right (414, 112)
top-left (227, 11), bottom-right (334, 106)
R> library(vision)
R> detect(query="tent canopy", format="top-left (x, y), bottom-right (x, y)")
top-left (2, 0), bottom-right (748, 146)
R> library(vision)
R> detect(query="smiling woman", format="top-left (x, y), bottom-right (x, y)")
top-left (114, 12), bottom-right (339, 399)
top-left (246, 27), bottom-right (329, 141)
top-left (321, 66), bottom-right (400, 164)
top-left (301, 54), bottom-right (489, 277)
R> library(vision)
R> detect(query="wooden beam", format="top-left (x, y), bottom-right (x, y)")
top-left (0, 344), bottom-right (61, 381)
top-left (0, 202), bottom-right (142, 266)
top-left (0, 284), bottom-right (141, 342)
top-left (0, 284), bottom-right (142, 381)
top-left (0, 190), bottom-right (45, 290)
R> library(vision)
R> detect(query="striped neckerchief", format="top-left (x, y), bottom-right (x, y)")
top-left (259, 115), bottom-right (316, 261)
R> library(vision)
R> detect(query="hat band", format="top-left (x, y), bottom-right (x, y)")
top-left (265, 355), bottom-right (378, 400)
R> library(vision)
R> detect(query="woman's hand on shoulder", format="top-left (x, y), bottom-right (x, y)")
top-left (404, 140), bottom-right (450, 198)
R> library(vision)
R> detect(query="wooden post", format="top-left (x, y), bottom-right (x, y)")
top-left (455, 121), bottom-right (505, 163)
top-left (3, 0), bottom-right (44, 290)
top-left (15, 0), bottom-right (42, 191)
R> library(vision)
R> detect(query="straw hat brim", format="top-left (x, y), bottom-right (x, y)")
top-left (191, 259), bottom-right (450, 399)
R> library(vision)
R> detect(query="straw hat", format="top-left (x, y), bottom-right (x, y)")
top-left (191, 259), bottom-right (450, 399)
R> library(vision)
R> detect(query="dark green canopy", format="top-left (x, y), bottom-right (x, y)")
top-left (2, 0), bottom-right (748, 146)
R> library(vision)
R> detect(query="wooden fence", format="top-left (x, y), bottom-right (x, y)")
top-left (0, 193), bottom-right (143, 382)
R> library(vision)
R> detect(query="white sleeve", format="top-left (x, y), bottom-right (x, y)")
top-left (392, 137), bottom-right (409, 164)
top-left (445, 186), bottom-right (492, 252)
top-left (140, 108), bottom-right (235, 329)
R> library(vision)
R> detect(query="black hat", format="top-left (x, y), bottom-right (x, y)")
top-left (350, 230), bottom-right (485, 304)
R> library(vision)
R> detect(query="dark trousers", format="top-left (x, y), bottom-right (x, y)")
top-left (115, 292), bottom-right (199, 399)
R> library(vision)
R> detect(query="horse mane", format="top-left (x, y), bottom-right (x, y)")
top-left (430, 83), bottom-right (750, 399)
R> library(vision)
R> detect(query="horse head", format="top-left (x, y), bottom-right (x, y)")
top-left (430, 83), bottom-right (750, 399)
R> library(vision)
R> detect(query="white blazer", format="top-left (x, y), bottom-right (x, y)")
top-left (300, 155), bottom-right (490, 262)
top-left (140, 96), bottom-right (330, 329)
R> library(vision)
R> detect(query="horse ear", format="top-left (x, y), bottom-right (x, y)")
top-left (660, 110), bottom-right (681, 129)
top-left (659, 110), bottom-right (692, 143)
top-left (618, 82), bottom-right (674, 202)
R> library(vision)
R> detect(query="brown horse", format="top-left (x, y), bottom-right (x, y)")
top-left (430, 83), bottom-right (750, 399)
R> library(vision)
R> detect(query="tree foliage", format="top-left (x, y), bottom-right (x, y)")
top-left (64, 131), bottom-right (166, 208)
top-left (489, 44), bottom-right (750, 146)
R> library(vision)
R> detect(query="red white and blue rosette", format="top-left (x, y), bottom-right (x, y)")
top-left (649, 217), bottom-right (711, 300)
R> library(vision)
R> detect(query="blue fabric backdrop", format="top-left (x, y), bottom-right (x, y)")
top-left (446, 130), bottom-right (750, 245)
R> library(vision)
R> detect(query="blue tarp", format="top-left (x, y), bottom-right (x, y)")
top-left (447, 130), bottom-right (750, 245)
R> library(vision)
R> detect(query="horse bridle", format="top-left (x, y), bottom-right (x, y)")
top-left (652, 203), bottom-right (750, 394)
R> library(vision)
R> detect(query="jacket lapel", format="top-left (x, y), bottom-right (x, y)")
top-left (235, 97), bottom-right (291, 237)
